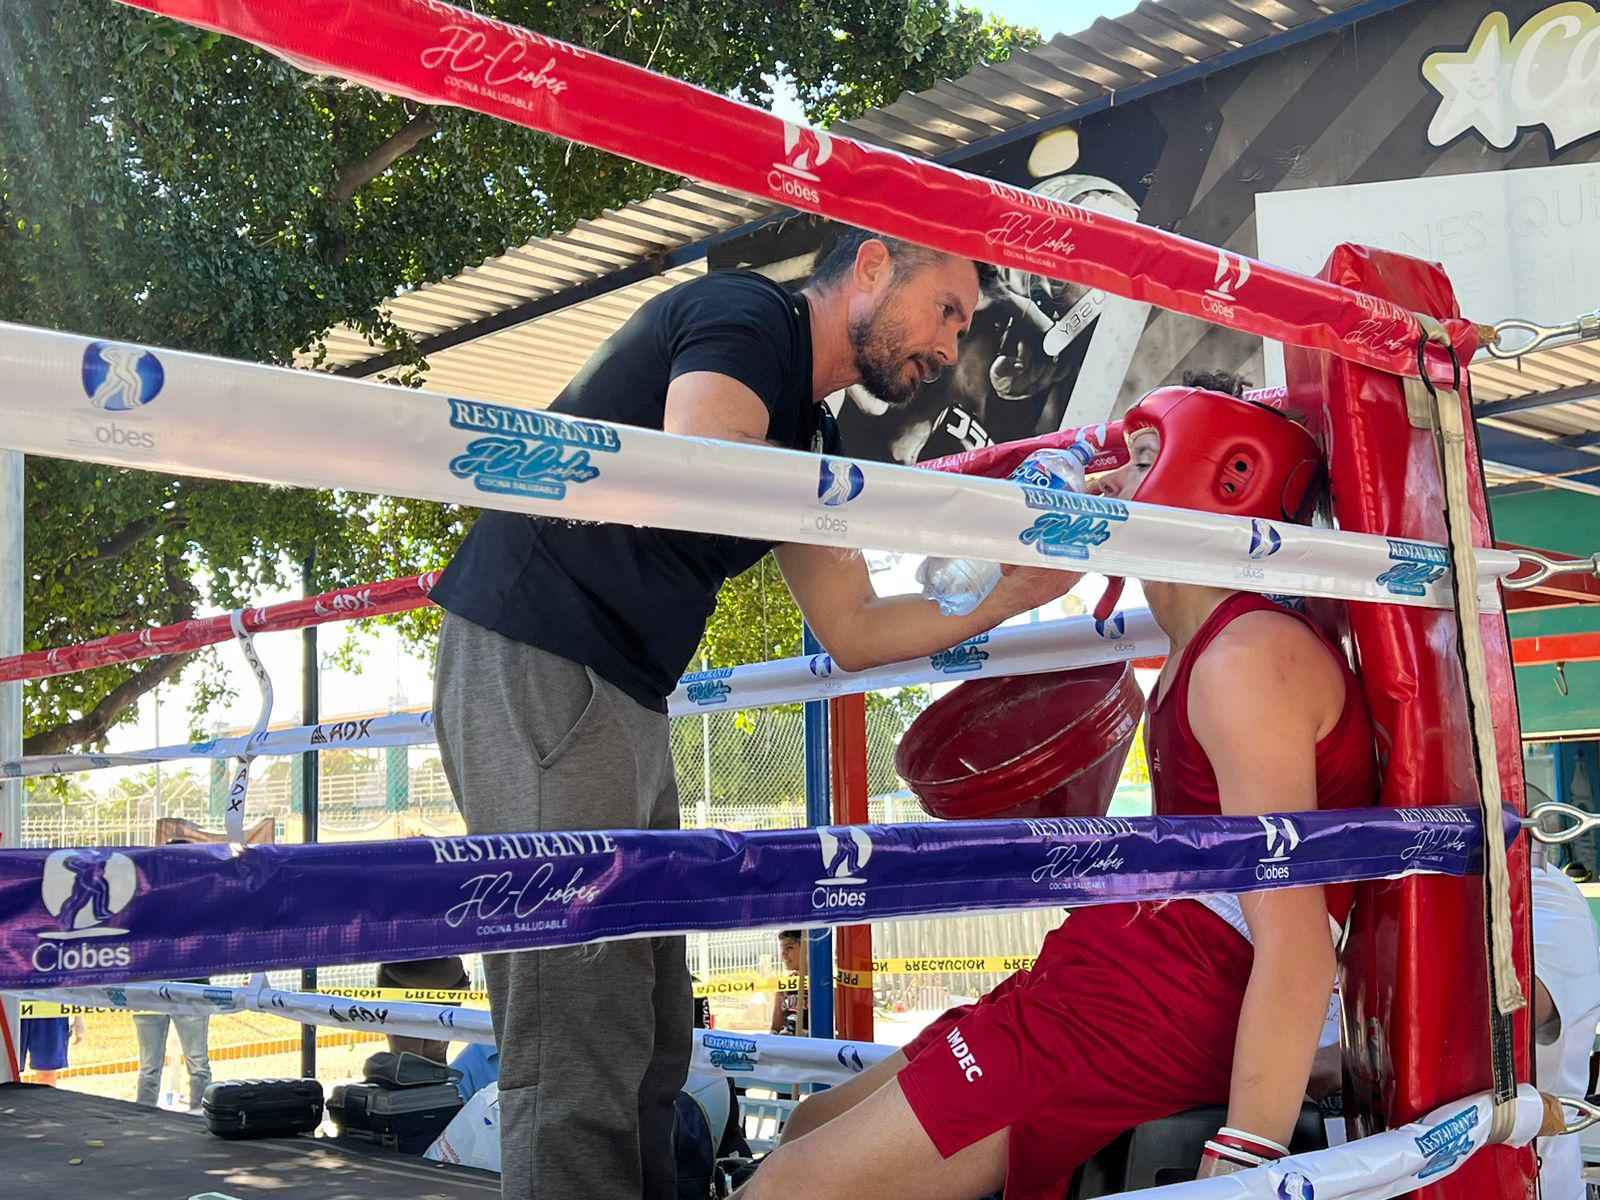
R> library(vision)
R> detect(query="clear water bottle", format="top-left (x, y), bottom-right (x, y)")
top-left (918, 431), bottom-right (1102, 616)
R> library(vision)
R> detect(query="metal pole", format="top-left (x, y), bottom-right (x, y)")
top-left (801, 626), bottom-right (834, 1042)
top-left (829, 692), bottom-right (873, 1042)
top-left (0, 452), bottom-right (22, 1084)
top-left (299, 549), bottom-right (320, 1079)
top-left (0, 452), bottom-right (21, 851)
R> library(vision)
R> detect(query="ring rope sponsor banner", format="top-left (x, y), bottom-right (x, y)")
top-left (1131, 1085), bottom-right (1546, 1200)
top-left (11, 979), bottom-right (890, 1085)
top-left (0, 572), bottom-right (439, 685)
top-left (0, 806), bottom-right (1518, 989)
top-left (0, 325), bottom-right (1515, 614)
top-left (223, 609), bottom-right (276, 842)
top-left (0, 611), bottom-right (1166, 779)
top-left (113, 0), bottom-right (1476, 379)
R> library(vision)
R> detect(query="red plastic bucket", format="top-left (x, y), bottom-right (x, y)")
top-left (895, 662), bottom-right (1145, 821)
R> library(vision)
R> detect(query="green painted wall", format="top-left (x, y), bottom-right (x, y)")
top-left (1491, 490), bottom-right (1600, 737)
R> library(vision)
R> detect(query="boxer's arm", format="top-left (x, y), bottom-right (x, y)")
top-left (774, 542), bottom-right (1079, 672)
top-left (1189, 613), bottom-right (1346, 1153)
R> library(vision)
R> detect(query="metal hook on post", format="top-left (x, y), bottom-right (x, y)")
top-left (1503, 550), bottom-right (1600, 592)
top-left (1557, 1095), bottom-right (1600, 1136)
top-left (1481, 309), bottom-right (1600, 359)
top-left (1525, 802), bottom-right (1600, 845)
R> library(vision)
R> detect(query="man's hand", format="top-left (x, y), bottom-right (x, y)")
top-left (775, 544), bottom-right (1080, 673)
top-left (990, 562), bottom-right (1080, 617)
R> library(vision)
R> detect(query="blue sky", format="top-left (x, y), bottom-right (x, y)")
top-left (986, 0), bottom-right (1139, 41)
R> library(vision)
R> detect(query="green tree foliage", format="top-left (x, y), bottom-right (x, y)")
top-left (0, 0), bottom-right (1033, 752)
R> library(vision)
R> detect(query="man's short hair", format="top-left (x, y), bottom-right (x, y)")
top-left (1180, 369), bottom-right (1252, 398)
top-left (811, 226), bottom-right (997, 294)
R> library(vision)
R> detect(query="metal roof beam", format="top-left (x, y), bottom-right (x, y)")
top-left (1475, 382), bottom-right (1600, 419)
top-left (1478, 426), bottom-right (1600, 496)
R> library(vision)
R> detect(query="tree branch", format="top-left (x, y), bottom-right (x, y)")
top-left (24, 550), bottom-right (203, 756)
top-left (37, 509), bottom-right (186, 591)
top-left (23, 650), bottom-right (194, 756)
top-left (330, 112), bottom-right (441, 211)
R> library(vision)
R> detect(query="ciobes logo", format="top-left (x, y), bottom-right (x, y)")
top-left (34, 848), bottom-right (139, 974)
top-left (82, 343), bottom-right (164, 411)
top-left (775, 124), bottom-right (834, 180)
top-left (817, 458), bottom-right (865, 507)
top-left (73, 343), bottom-right (162, 456)
top-left (813, 827), bottom-right (873, 914)
top-left (1203, 251), bottom-right (1252, 321)
top-left (1248, 519), bottom-right (1283, 561)
top-left (769, 123), bottom-right (834, 205)
top-left (1256, 815), bottom-right (1301, 883)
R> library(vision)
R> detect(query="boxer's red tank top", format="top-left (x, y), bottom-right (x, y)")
top-left (1146, 593), bottom-right (1378, 925)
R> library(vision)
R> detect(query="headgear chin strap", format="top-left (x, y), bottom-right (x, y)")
top-left (1092, 387), bottom-right (1324, 623)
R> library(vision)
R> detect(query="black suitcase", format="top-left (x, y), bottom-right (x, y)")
top-left (328, 1080), bottom-right (463, 1154)
top-left (202, 1078), bottom-right (325, 1139)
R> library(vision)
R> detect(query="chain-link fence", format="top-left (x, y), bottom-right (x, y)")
top-left (19, 683), bottom-right (1153, 1095)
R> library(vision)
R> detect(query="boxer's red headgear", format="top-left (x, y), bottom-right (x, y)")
top-left (1122, 386), bottom-right (1322, 522)
top-left (1093, 387), bottom-right (1323, 621)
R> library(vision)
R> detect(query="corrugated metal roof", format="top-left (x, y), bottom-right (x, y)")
top-left (317, 0), bottom-right (1379, 400)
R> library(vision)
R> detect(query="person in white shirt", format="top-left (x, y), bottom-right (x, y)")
top-left (1530, 857), bottom-right (1600, 1200)
top-left (1310, 852), bottom-right (1600, 1199)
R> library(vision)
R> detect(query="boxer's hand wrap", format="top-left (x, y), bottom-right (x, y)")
top-left (1200, 1127), bottom-right (1289, 1175)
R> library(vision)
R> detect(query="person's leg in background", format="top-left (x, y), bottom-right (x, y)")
top-left (435, 614), bottom-right (676, 1200)
top-left (170, 1013), bottom-right (212, 1109)
top-left (639, 768), bottom-right (694, 1199)
top-left (132, 1012), bottom-right (171, 1106)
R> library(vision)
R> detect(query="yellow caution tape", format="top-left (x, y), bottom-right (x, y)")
top-left (694, 955), bottom-right (1038, 996)
top-left (314, 987), bottom-right (489, 1003)
top-left (692, 976), bottom-right (803, 998)
top-left (19, 1002), bottom-right (114, 1018)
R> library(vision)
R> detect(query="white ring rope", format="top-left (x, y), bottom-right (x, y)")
top-left (9, 979), bottom-right (891, 1087)
top-left (0, 323), bottom-right (1517, 613)
top-left (0, 609), bottom-right (1167, 780)
top-left (222, 608), bottom-right (275, 843)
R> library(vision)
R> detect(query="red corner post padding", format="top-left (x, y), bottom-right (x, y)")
top-left (1284, 246), bottom-right (1535, 1198)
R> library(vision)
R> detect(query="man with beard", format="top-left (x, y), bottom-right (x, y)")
top-left (428, 228), bottom-right (1080, 1200)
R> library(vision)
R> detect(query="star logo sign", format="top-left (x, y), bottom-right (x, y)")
top-left (1423, 6), bottom-right (1600, 151)
top-left (1423, 14), bottom-right (1519, 148)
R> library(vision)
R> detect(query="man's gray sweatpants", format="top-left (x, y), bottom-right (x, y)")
top-left (434, 613), bottom-right (692, 1200)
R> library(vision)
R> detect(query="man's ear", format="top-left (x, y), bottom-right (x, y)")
top-left (852, 238), bottom-right (893, 293)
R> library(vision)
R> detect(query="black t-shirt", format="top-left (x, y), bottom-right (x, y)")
top-left (430, 270), bottom-right (840, 711)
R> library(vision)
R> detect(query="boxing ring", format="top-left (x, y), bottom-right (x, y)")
top-left (3, 0), bottom-right (1600, 1196)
